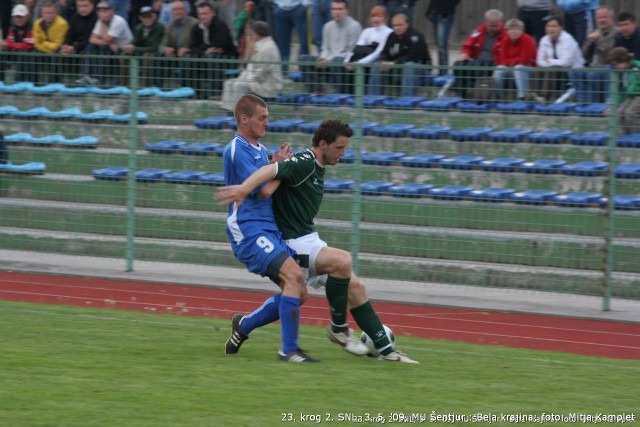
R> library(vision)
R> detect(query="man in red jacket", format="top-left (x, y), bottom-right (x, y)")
top-left (453, 8), bottom-right (506, 99)
top-left (0, 4), bottom-right (35, 82)
top-left (493, 18), bottom-right (537, 100)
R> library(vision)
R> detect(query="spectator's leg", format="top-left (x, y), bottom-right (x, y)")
top-left (299, 54), bottom-right (320, 92)
top-left (273, 4), bottom-right (293, 70)
top-left (518, 8), bottom-right (550, 43)
top-left (400, 61), bottom-right (424, 97)
top-left (493, 65), bottom-right (508, 99)
top-left (622, 96), bottom-right (640, 135)
top-left (452, 60), bottom-right (471, 98)
top-left (367, 63), bottom-right (383, 96)
top-left (221, 78), bottom-right (251, 111)
top-left (513, 65), bottom-right (529, 100)
top-left (292, 4), bottom-right (309, 57)
top-left (311, 0), bottom-right (331, 52)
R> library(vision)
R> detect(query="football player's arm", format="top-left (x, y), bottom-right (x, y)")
top-left (257, 179), bottom-right (282, 199)
top-left (214, 163), bottom-right (278, 206)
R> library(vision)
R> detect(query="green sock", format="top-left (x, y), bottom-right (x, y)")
top-left (351, 301), bottom-right (393, 356)
top-left (325, 275), bottom-right (350, 333)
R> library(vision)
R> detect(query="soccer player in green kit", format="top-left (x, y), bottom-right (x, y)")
top-left (218, 119), bottom-right (418, 363)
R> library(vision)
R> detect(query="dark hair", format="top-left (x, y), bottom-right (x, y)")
top-left (249, 20), bottom-right (271, 37)
top-left (312, 120), bottom-right (353, 147)
top-left (545, 15), bottom-right (564, 27)
top-left (608, 46), bottom-right (632, 64)
top-left (234, 94), bottom-right (267, 123)
top-left (332, 0), bottom-right (348, 7)
top-left (617, 11), bottom-right (636, 23)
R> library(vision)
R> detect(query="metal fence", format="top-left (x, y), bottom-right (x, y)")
top-left (0, 54), bottom-right (638, 310)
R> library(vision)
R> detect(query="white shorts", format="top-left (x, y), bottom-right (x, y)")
top-left (286, 232), bottom-right (328, 289)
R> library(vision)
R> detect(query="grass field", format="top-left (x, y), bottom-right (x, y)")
top-left (1, 299), bottom-right (638, 427)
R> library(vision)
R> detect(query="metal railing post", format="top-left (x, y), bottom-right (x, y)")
top-left (350, 64), bottom-right (365, 275)
top-left (125, 56), bottom-right (139, 272)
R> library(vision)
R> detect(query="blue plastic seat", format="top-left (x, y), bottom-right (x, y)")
top-left (612, 195), bottom-right (640, 209)
top-left (92, 167), bottom-right (128, 180)
top-left (362, 151), bottom-right (405, 166)
top-left (428, 74), bottom-right (455, 87)
top-left (110, 112), bottom-right (148, 123)
top-left (520, 159), bottom-right (567, 174)
top-left (144, 140), bottom-right (188, 154)
top-left (90, 86), bottom-right (131, 96)
top-left (510, 190), bottom-right (559, 204)
top-left (615, 164), bottom-right (640, 179)
top-left (494, 101), bottom-right (536, 113)
top-left (13, 107), bottom-right (50, 119)
top-left (339, 150), bottom-right (366, 164)
top-left (324, 178), bottom-right (354, 193)
top-left (479, 157), bottom-right (526, 172)
top-left (345, 95), bottom-right (389, 107)
top-left (77, 109), bottom-right (116, 121)
top-left (408, 125), bottom-right (452, 139)
top-left (156, 87), bottom-right (195, 98)
top-left (59, 86), bottom-right (90, 95)
top-left (428, 185), bottom-right (473, 200)
top-left (562, 161), bottom-right (608, 176)
top-left (308, 94), bottom-right (351, 105)
top-left (298, 120), bottom-right (323, 134)
top-left (43, 108), bottom-right (82, 120)
top-left (456, 101), bottom-right (494, 112)
top-left (360, 181), bottom-right (394, 195)
top-left (350, 121), bottom-right (379, 135)
top-left (193, 116), bottom-right (235, 129)
top-left (389, 183), bottom-right (433, 198)
top-left (274, 93), bottom-right (309, 104)
top-left (449, 127), bottom-right (494, 141)
top-left (30, 83), bottom-right (65, 94)
top-left (135, 168), bottom-right (171, 182)
top-left (552, 192), bottom-right (603, 207)
top-left (570, 131), bottom-right (609, 146)
top-left (527, 129), bottom-right (574, 144)
top-left (137, 87), bottom-right (161, 97)
top-left (60, 136), bottom-right (99, 147)
top-left (399, 153), bottom-right (446, 168)
top-left (199, 172), bottom-right (225, 185)
top-left (0, 161), bottom-right (46, 174)
top-left (381, 96), bottom-right (425, 109)
top-left (0, 105), bottom-right (19, 116)
top-left (0, 82), bottom-right (35, 93)
top-left (27, 135), bottom-right (66, 145)
top-left (223, 69), bottom-right (241, 78)
top-left (5, 132), bottom-right (32, 143)
top-left (287, 71), bottom-right (302, 82)
top-left (162, 170), bottom-right (207, 183)
top-left (369, 123), bottom-right (416, 137)
top-left (574, 103), bottom-right (608, 116)
top-left (267, 118), bottom-right (305, 132)
top-left (440, 155), bottom-right (485, 170)
top-left (179, 142), bottom-right (222, 155)
top-left (534, 103), bottom-right (576, 115)
top-left (617, 134), bottom-right (640, 148)
top-left (468, 187), bottom-right (516, 202)
top-left (488, 128), bottom-right (534, 143)
top-left (419, 97), bottom-right (461, 111)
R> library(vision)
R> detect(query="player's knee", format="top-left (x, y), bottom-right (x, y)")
top-left (348, 276), bottom-right (368, 306)
top-left (333, 250), bottom-right (353, 277)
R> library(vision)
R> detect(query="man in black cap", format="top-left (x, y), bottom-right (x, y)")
top-left (123, 6), bottom-right (165, 86)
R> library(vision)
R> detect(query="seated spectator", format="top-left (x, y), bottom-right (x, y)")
top-left (157, 0), bottom-right (198, 87)
top-left (530, 16), bottom-right (585, 103)
top-left (367, 13), bottom-right (431, 97)
top-left (189, 1), bottom-right (237, 98)
top-left (426, 0), bottom-right (460, 74)
top-left (492, 18), bottom-right (537, 101)
top-left (0, 5), bottom-right (36, 83)
top-left (123, 6), bottom-right (164, 86)
top-left (77, 1), bottom-right (133, 86)
top-left (344, 5), bottom-right (392, 70)
top-left (220, 21), bottom-right (283, 111)
top-left (60, 0), bottom-right (97, 80)
top-left (33, 1), bottom-right (69, 83)
top-left (452, 9), bottom-right (505, 99)
top-left (516, 0), bottom-right (553, 43)
top-left (556, 0), bottom-right (599, 47)
top-left (607, 46), bottom-right (640, 135)
top-left (155, 0), bottom-right (191, 25)
top-left (614, 12), bottom-right (640, 60)
top-left (581, 5), bottom-right (616, 103)
top-left (299, 0), bottom-right (362, 94)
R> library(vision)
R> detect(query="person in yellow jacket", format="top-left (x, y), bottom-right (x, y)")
top-left (33, 0), bottom-right (69, 83)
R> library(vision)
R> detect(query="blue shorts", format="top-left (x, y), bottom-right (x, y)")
top-left (232, 230), bottom-right (295, 283)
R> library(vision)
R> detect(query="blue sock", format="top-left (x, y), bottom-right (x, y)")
top-left (241, 293), bottom-right (281, 335)
top-left (279, 295), bottom-right (300, 354)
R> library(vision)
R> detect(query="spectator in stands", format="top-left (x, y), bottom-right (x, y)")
top-left (77, 0), bottom-right (133, 86)
top-left (614, 12), bottom-right (640, 60)
top-left (211, 0), bottom-right (237, 45)
top-left (516, 0), bottom-right (553, 43)
top-left (607, 46), bottom-right (640, 134)
top-left (272, 0), bottom-right (309, 72)
top-left (311, 0), bottom-right (331, 52)
top-left (299, 0), bottom-right (361, 94)
top-left (155, 0), bottom-right (191, 25)
top-left (0, 2), bottom-right (13, 45)
top-left (344, 5), bottom-right (392, 70)
top-left (493, 18), bottom-right (537, 101)
top-left (581, 5), bottom-right (616, 103)
top-left (425, 0), bottom-right (460, 74)
top-left (556, 0), bottom-right (599, 47)
top-left (453, 9), bottom-right (505, 99)
top-left (0, 4), bottom-right (36, 83)
top-left (33, 1), bottom-right (69, 83)
top-left (122, 6), bottom-right (164, 86)
top-left (129, 1), bottom-right (153, 29)
top-left (60, 0), bottom-right (97, 82)
top-left (531, 16), bottom-right (584, 103)
top-left (367, 13), bottom-right (430, 97)
top-left (220, 21), bottom-right (283, 111)
top-left (377, 0), bottom-right (415, 24)
top-left (190, 1), bottom-right (237, 98)
top-left (158, 0), bottom-right (197, 86)
top-left (31, 0), bottom-right (70, 21)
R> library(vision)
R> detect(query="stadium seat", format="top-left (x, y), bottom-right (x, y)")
top-left (574, 103), bottom-right (609, 116)
top-left (350, 121), bottom-right (379, 135)
top-left (199, 172), bottom-right (225, 185)
top-left (137, 87), bottom-right (161, 97)
top-left (527, 129), bottom-right (574, 144)
top-left (615, 164), bottom-right (640, 179)
top-left (14, 107), bottom-right (50, 119)
top-left (324, 178), bottom-right (354, 193)
top-left (612, 195), bottom-right (640, 209)
top-left (617, 134), bottom-right (640, 148)
top-left (162, 170), bottom-right (207, 183)
top-left (267, 118), bottom-right (305, 132)
top-left (298, 120), bottom-right (323, 134)
top-left (339, 150), bottom-right (366, 164)
top-left (59, 136), bottom-right (98, 148)
top-left (487, 128), bottom-right (534, 143)
top-left (362, 151), bottom-right (405, 166)
top-left (382, 96), bottom-right (425, 109)
top-left (287, 71), bottom-right (302, 82)
top-left (520, 159), bottom-right (568, 174)
top-left (570, 131), bottom-right (609, 146)
top-left (468, 187), bottom-right (516, 202)
top-left (408, 125), bottom-right (452, 139)
top-left (0, 82), bottom-right (35, 93)
top-left (494, 101), bottom-right (536, 113)
top-left (419, 97), bottom-right (461, 111)
top-left (510, 190), bottom-right (559, 204)
top-left (439, 155), bottom-right (485, 170)
top-left (369, 123), bottom-right (416, 137)
top-left (135, 168), bottom-right (171, 182)
top-left (308, 94), bottom-right (351, 105)
top-left (5, 133), bottom-right (32, 143)
top-left (77, 109), bottom-right (116, 122)
top-left (156, 87), bottom-right (196, 98)
top-left (144, 140), bottom-right (188, 154)
top-left (193, 116), bottom-right (235, 129)
top-left (0, 161), bottom-right (46, 174)
top-left (43, 108), bottom-right (82, 120)
top-left (552, 192), bottom-right (603, 207)
top-left (428, 74), bottom-right (454, 87)
top-left (456, 101), bottom-right (494, 112)
top-left (0, 105), bottom-right (19, 117)
top-left (89, 86), bottom-right (131, 96)
top-left (399, 153), bottom-right (446, 168)
top-left (345, 95), bottom-right (389, 107)
top-left (562, 161), bottom-right (608, 176)
top-left (92, 167), bottom-right (128, 180)
top-left (428, 185), bottom-right (473, 200)
top-left (110, 112), bottom-right (148, 124)
top-left (26, 135), bottom-right (65, 145)
top-left (449, 127), bottom-right (494, 141)
top-left (275, 93), bottom-right (309, 104)
top-left (59, 86), bottom-right (90, 95)
top-left (534, 103), bottom-right (576, 115)
top-left (30, 83), bottom-right (65, 94)
top-left (179, 142), bottom-right (222, 155)
top-left (479, 157), bottom-right (526, 172)
top-left (360, 181), bottom-right (395, 195)
top-left (389, 183), bottom-right (433, 198)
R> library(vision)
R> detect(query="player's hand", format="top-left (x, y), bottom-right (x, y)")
top-left (214, 185), bottom-right (250, 207)
top-left (272, 142), bottom-right (293, 162)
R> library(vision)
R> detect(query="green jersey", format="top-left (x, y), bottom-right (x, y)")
top-left (272, 148), bottom-right (325, 240)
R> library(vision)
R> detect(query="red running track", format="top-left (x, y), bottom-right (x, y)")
top-left (1, 271), bottom-right (639, 360)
